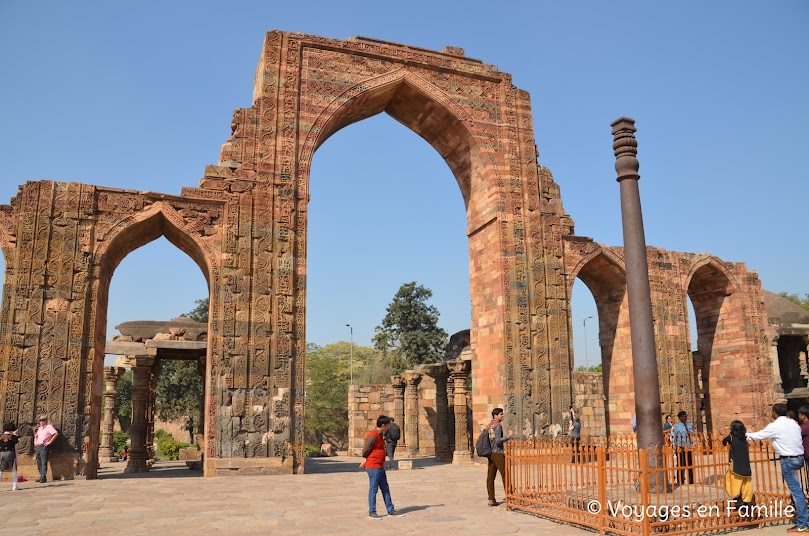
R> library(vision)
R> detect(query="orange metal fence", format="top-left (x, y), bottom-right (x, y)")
top-left (505, 433), bottom-right (800, 536)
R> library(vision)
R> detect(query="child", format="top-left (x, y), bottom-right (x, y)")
top-left (0, 422), bottom-right (20, 491)
top-left (722, 420), bottom-right (753, 512)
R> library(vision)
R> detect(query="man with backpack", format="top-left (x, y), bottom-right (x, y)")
top-left (482, 408), bottom-right (513, 506)
top-left (359, 415), bottom-right (405, 519)
top-left (384, 417), bottom-right (401, 470)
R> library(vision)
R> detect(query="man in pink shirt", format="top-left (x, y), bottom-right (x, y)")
top-left (34, 415), bottom-right (58, 483)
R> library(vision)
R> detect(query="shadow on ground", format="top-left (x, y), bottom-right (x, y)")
top-left (97, 459), bottom-right (202, 479)
top-left (304, 455), bottom-right (449, 474)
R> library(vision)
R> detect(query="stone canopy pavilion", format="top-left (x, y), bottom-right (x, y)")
top-left (0, 31), bottom-right (780, 478)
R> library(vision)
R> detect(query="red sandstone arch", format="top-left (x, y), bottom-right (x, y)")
top-left (297, 67), bottom-right (510, 430)
top-left (685, 256), bottom-right (745, 433)
top-left (86, 202), bottom-right (216, 479)
top-left (570, 248), bottom-right (633, 435)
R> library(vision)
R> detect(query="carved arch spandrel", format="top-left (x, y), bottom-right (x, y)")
top-left (297, 66), bottom-right (500, 218)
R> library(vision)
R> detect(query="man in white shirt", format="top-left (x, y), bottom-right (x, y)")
top-left (747, 403), bottom-right (807, 533)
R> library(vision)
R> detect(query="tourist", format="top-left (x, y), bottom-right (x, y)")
top-left (799, 407), bottom-right (809, 489)
top-left (485, 407), bottom-right (513, 506)
top-left (663, 414), bottom-right (675, 432)
top-left (359, 415), bottom-right (404, 519)
top-left (747, 403), bottom-right (807, 533)
top-left (34, 414), bottom-right (58, 483)
top-left (569, 416), bottom-right (582, 463)
top-left (384, 417), bottom-right (401, 470)
top-left (121, 447), bottom-right (129, 462)
top-left (0, 422), bottom-right (20, 491)
top-left (721, 420), bottom-right (752, 511)
top-left (670, 410), bottom-right (695, 485)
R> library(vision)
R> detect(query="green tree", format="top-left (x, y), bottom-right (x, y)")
top-left (305, 342), bottom-right (349, 445)
top-left (779, 292), bottom-right (809, 312)
top-left (153, 298), bottom-right (207, 434)
top-left (186, 297), bottom-right (209, 323)
top-left (155, 359), bottom-right (203, 424)
top-left (373, 282), bottom-right (448, 373)
top-left (115, 370), bottom-right (132, 432)
top-left (304, 341), bottom-right (385, 446)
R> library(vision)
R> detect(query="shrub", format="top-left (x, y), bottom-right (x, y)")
top-left (112, 431), bottom-right (130, 454)
top-left (304, 444), bottom-right (321, 458)
top-left (156, 432), bottom-right (190, 460)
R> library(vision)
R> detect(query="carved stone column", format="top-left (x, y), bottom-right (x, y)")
top-left (402, 371), bottom-right (422, 456)
top-left (391, 376), bottom-right (406, 450)
top-left (419, 364), bottom-right (451, 461)
top-left (446, 374), bottom-right (456, 453)
top-left (126, 356), bottom-right (154, 473)
top-left (449, 359), bottom-right (472, 464)
top-left (145, 362), bottom-right (158, 462)
top-left (98, 366), bottom-right (125, 462)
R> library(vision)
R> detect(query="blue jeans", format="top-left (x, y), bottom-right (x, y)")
top-left (781, 456), bottom-right (808, 527)
top-left (35, 445), bottom-right (50, 480)
top-left (366, 468), bottom-right (395, 514)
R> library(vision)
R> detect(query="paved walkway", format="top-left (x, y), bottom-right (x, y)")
top-left (0, 456), bottom-right (795, 535)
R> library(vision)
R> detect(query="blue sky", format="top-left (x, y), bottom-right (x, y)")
top-left (1, 1), bottom-right (806, 368)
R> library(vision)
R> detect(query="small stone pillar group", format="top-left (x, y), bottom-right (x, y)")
top-left (98, 366), bottom-right (126, 462)
top-left (97, 355), bottom-right (161, 473)
top-left (391, 358), bottom-right (472, 464)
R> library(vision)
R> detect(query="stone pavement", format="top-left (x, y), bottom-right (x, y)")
top-left (0, 456), bottom-right (795, 536)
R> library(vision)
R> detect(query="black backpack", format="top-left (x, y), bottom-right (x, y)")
top-left (475, 425), bottom-right (493, 457)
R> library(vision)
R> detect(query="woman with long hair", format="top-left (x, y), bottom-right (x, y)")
top-left (722, 420), bottom-right (753, 512)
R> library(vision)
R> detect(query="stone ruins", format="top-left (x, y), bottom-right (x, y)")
top-left (0, 31), bottom-right (796, 478)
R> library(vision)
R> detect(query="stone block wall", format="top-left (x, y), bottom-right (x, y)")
top-left (571, 371), bottom-right (606, 437)
top-left (348, 376), bottom-right (445, 457)
top-left (348, 385), bottom-right (395, 456)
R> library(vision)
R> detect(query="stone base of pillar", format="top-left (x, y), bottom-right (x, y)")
top-left (101, 456), bottom-right (119, 463)
top-left (452, 450), bottom-right (473, 465)
top-left (405, 449), bottom-right (419, 457)
top-left (123, 464), bottom-right (150, 473)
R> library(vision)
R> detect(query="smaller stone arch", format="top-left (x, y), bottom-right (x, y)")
top-left (568, 246), bottom-right (633, 435)
top-left (684, 255), bottom-right (748, 432)
top-left (86, 199), bottom-right (220, 479)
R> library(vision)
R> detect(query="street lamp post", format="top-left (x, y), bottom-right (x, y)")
top-left (583, 316), bottom-right (595, 368)
top-left (345, 324), bottom-right (354, 386)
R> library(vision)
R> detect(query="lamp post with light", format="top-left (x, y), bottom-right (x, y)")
top-left (583, 315), bottom-right (595, 368)
top-left (345, 324), bottom-right (354, 386)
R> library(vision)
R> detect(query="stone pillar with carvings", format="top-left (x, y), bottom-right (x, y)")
top-left (145, 363), bottom-right (158, 462)
top-left (446, 374), bottom-right (456, 453)
top-left (449, 359), bottom-right (472, 464)
top-left (419, 363), bottom-right (451, 461)
top-left (126, 356), bottom-right (154, 473)
top-left (98, 366), bottom-right (125, 462)
top-left (391, 376), bottom-right (406, 450)
top-left (402, 371), bottom-right (422, 456)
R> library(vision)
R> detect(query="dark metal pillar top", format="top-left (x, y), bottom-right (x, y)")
top-left (611, 117), bottom-right (640, 182)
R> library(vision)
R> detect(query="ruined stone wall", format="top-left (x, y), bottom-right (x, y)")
top-left (348, 384), bottom-right (395, 456)
top-left (572, 371), bottom-right (606, 438)
top-left (564, 237), bottom-right (772, 433)
top-left (348, 378), bottom-right (446, 457)
top-left (0, 31), bottom-right (776, 481)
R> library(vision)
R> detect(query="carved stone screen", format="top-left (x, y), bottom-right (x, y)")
top-left (0, 31), bottom-right (773, 478)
